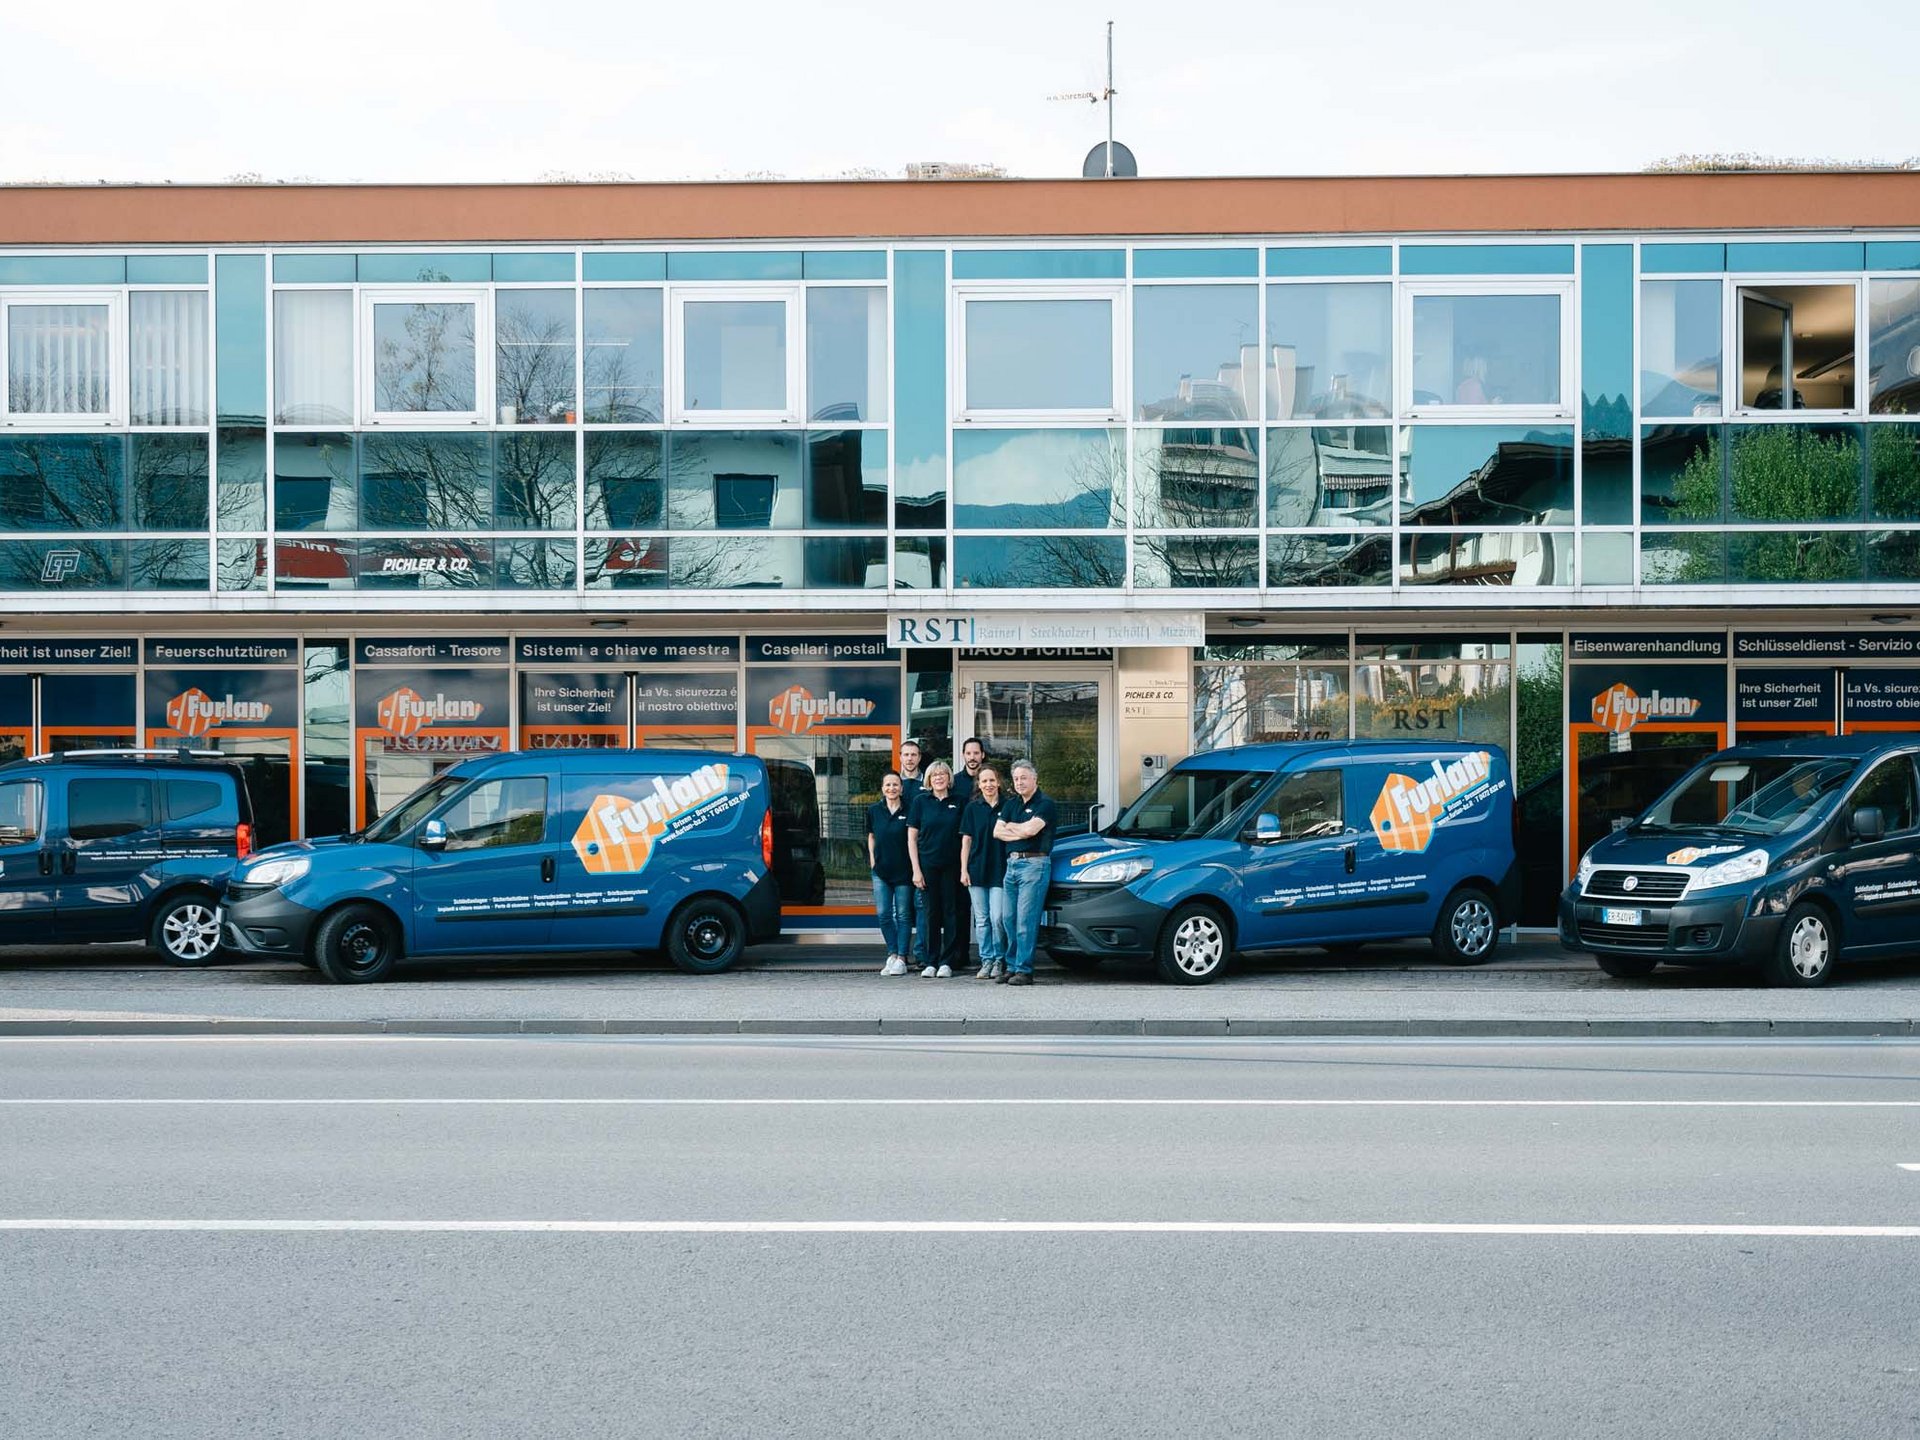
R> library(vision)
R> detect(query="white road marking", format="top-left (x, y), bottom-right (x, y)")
top-left (0, 1219), bottom-right (1915, 1236)
top-left (0, 1097), bottom-right (1917, 1107)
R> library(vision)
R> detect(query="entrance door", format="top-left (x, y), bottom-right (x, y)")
top-left (955, 666), bottom-right (1114, 836)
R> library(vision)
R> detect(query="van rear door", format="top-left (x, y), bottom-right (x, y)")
top-left (1347, 750), bottom-right (1504, 940)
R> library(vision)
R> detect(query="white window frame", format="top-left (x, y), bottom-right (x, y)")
top-left (0, 290), bottom-right (127, 426)
top-left (669, 286), bottom-right (802, 425)
top-left (358, 287), bottom-right (491, 427)
top-left (1728, 276), bottom-right (1861, 417)
top-left (1398, 280), bottom-right (1574, 421)
top-left (952, 285), bottom-right (1127, 424)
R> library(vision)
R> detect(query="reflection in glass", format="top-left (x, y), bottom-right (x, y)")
top-left (964, 298), bottom-right (1113, 412)
top-left (806, 286), bottom-right (887, 422)
top-left (1726, 424), bottom-right (1862, 522)
top-left (274, 290), bottom-right (354, 425)
top-left (217, 428), bottom-right (266, 530)
top-left (1639, 532), bottom-right (1722, 585)
top-left (1132, 285), bottom-right (1257, 421)
top-left (273, 536), bottom-right (355, 589)
top-left (1398, 530), bottom-right (1571, 586)
top-left (665, 430), bottom-right (799, 529)
top-left (360, 432), bottom-right (490, 529)
top-left (371, 301), bottom-right (477, 414)
top-left (682, 299), bottom-right (787, 413)
top-left (1640, 424), bottom-right (1718, 524)
top-left (1583, 436), bottom-right (1633, 525)
top-left (356, 537), bottom-right (495, 590)
top-left (894, 536), bottom-right (946, 589)
top-left (952, 534), bottom-right (1125, 588)
top-left (273, 432), bottom-right (356, 531)
top-left (1727, 530), bottom-right (1861, 584)
top-left (804, 536), bottom-right (886, 588)
top-left (1737, 284), bottom-right (1854, 411)
top-left (1265, 283), bottom-right (1391, 420)
top-left (806, 430), bottom-right (886, 527)
top-left (215, 254), bottom-right (267, 426)
top-left (1581, 245), bottom-right (1632, 440)
top-left (1513, 639), bottom-right (1564, 920)
top-left (952, 428), bottom-right (1121, 529)
top-left (1192, 664), bottom-right (1350, 749)
top-left (584, 432), bottom-right (662, 529)
top-left (131, 434), bottom-right (208, 530)
top-left (1640, 280), bottom-right (1721, 418)
top-left (1132, 536), bottom-right (1259, 588)
top-left (1353, 662), bottom-right (1512, 745)
top-left (6, 303), bottom-right (110, 415)
top-left (129, 291), bottom-right (209, 425)
top-left (1266, 533), bottom-right (1391, 587)
top-left (894, 251), bottom-right (947, 526)
top-left (1409, 293), bottom-right (1560, 408)
top-left (0, 539), bottom-right (124, 589)
top-left (218, 539), bottom-right (267, 592)
top-left (1871, 424), bottom-right (1920, 520)
top-left (492, 433), bottom-right (576, 529)
top-left (1400, 426), bottom-right (1573, 525)
top-left (130, 538), bottom-right (209, 590)
top-left (0, 434), bottom-right (124, 530)
top-left (1582, 531), bottom-right (1634, 585)
top-left (1868, 530), bottom-right (1920, 582)
top-left (1265, 426), bottom-right (1392, 526)
top-left (1353, 639), bottom-right (1510, 662)
top-left (1868, 280), bottom-right (1920, 415)
top-left (584, 289), bottom-right (664, 421)
top-left (582, 536), bottom-right (880, 590)
top-left (496, 539), bottom-right (577, 589)
top-left (303, 641), bottom-right (352, 839)
top-left (494, 289), bottom-right (575, 424)
top-left (1134, 427), bottom-right (1256, 528)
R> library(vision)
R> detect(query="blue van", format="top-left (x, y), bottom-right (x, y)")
top-left (1561, 735), bottom-right (1920, 987)
top-left (220, 749), bottom-right (781, 982)
top-left (1044, 741), bottom-right (1518, 984)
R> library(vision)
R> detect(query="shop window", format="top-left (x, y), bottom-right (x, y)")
top-left (2, 294), bottom-right (121, 424)
top-left (1265, 283), bottom-right (1391, 420)
top-left (584, 288), bottom-right (665, 422)
top-left (958, 292), bottom-right (1120, 419)
top-left (128, 291), bottom-right (209, 426)
top-left (1640, 280), bottom-right (1722, 418)
top-left (1736, 283), bottom-right (1856, 412)
top-left (493, 289), bottom-right (575, 425)
top-left (1265, 426), bottom-right (1392, 527)
top-left (806, 286), bottom-right (887, 422)
top-left (1354, 660), bottom-right (1512, 742)
top-left (273, 290), bottom-right (354, 425)
top-left (1192, 663), bottom-right (1350, 748)
top-left (1133, 284), bottom-right (1258, 421)
top-left (674, 290), bottom-right (798, 421)
top-left (1133, 428), bottom-right (1257, 529)
top-left (1403, 285), bottom-right (1569, 415)
top-left (1868, 280), bottom-right (1920, 416)
top-left (360, 290), bottom-right (486, 424)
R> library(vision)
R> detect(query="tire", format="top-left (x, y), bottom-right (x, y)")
top-left (150, 891), bottom-right (223, 967)
top-left (1049, 952), bottom-right (1104, 972)
top-left (311, 903), bottom-right (401, 984)
top-left (1595, 955), bottom-right (1659, 980)
top-left (1432, 887), bottom-right (1500, 965)
top-left (665, 897), bottom-right (747, 975)
top-left (1765, 902), bottom-right (1837, 988)
top-left (1155, 902), bottom-right (1231, 985)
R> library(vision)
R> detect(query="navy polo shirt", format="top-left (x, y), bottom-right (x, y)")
top-left (866, 801), bottom-right (914, 884)
top-left (908, 789), bottom-right (964, 869)
top-left (1003, 788), bottom-right (1059, 857)
top-left (960, 794), bottom-right (1011, 888)
top-left (950, 768), bottom-right (979, 807)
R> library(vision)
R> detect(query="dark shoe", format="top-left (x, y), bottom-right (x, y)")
top-left (994, 968), bottom-right (1011, 984)
top-left (1006, 972), bottom-right (1032, 986)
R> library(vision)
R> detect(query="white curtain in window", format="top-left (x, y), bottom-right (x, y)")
top-left (6, 303), bottom-right (111, 416)
top-left (129, 291), bottom-right (209, 425)
top-left (274, 290), bottom-right (354, 424)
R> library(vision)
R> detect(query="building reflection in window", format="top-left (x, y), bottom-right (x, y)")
top-left (1399, 426), bottom-right (1574, 526)
top-left (1133, 427), bottom-right (1256, 528)
top-left (1265, 426), bottom-right (1393, 527)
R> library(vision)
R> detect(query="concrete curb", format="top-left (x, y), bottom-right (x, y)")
top-left (0, 1017), bottom-right (1913, 1039)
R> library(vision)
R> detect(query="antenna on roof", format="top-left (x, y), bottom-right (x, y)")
top-left (1048, 21), bottom-right (1133, 178)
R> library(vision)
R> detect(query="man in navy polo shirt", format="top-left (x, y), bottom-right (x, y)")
top-left (994, 758), bottom-right (1057, 986)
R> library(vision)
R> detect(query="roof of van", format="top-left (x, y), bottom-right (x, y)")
top-left (1173, 740), bottom-right (1498, 769)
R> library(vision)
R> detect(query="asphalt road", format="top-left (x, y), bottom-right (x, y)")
top-left (2, 1036), bottom-right (1918, 1438)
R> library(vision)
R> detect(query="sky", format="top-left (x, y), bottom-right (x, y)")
top-left (0, 0), bottom-right (1911, 184)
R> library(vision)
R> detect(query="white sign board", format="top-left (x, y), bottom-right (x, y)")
top-left (888, 611), bottom-right (1206, 649)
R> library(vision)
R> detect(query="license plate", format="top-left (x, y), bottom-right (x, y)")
top-left (1041, 910), bottom-right (1058, 928)
top-left (1602, 907), bottom-right (1644, 927)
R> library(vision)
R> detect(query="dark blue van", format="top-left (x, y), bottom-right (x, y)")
top-left (221, 749), bottom-right (781, 982)
top-left (1561, 735), bottom-right (1920, 987)
top-left (1043, 741), bottom-right (1518, 984)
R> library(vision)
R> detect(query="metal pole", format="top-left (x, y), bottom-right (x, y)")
top-left (1105, 20), bottom-right (1115, 178)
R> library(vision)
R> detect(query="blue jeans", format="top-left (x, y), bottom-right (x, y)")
top-left (969, 884), bottom-right (1009, 964)
top-left (1003, 855), bottom-right (1050, 975)
top-left (871, 875), bottom-right (913, 956)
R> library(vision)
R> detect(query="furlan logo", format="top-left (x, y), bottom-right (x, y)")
top-left (164, 688), bottom-right (271, 737)
top-left (767, 685), bottom-right (876, 734)
top-left (1590, 682), bottom-right (1703, 734)
top-left (1368, 750), bottom-right (1496, 854)
top-left (375, 686), bottom-right (484, 737)
top-left (571, 765), bottom-right (731, 875)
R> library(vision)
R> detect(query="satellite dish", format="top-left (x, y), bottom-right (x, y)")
top-left (1082, 141), bottom-right (1137, 178)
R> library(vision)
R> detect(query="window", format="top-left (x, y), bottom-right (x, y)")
top-left (494, 289), bottom-right (575, 425)
top-left (164, 778), bottom-right (225, 822)
top-left (2, 293), bottom-right (123, 424)
top-left (128, 292), bottom-right (209, 426)
top-left (1133, 285), bottom-right (1257, 421)
top-left (1266, 283), bottom-right (1392, 420)
top-left (1737, 283), bottom-right (1857, 412)
top-left (1849, 755), bottom-right (1918, 834)
top-left (1403, 285), bottom-right (1569, 415)
top-left (0, 779), bottom-right (41, 844)
top-left (674, 290), bottom-right (798, 421)
top-left (1250, 768), bottom-right (1344, 840)
top-left (584, 289), bottom-right (664, 422)
top-left (1869, 280), bottom-right (1920, 416)
top-left (275, 290), bottom-right (355, 425)
top-left (441, 776), bottom-right (547, 850)
top-left (66, 778), bottom-right (154, 840)
top-left (806, 286), bottom-right (887, 422)
top-left (958, 291), bottom-right (1121, 419)
top-left (1640, 281), bottom-right (1723, 418)
top-left (360, 290), bottom-right (487, 424)
top-left (714, 474), bottom-right (777, 528)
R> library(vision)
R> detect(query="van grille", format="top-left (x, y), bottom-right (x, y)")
top-left (1578, 920), bottom-right (1670, 951)
top-left (1583, 869), bottom-right (1689, 902)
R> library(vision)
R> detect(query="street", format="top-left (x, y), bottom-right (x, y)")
top-left (2, 1035), bottom-right (1917, 1438)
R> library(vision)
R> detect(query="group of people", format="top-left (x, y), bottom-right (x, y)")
top-left (865, 738), bottom-right (1057, 986)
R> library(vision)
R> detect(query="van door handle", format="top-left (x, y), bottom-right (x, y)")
top-left (541, 856), bottom-right (556, 884)
top-left (1344, 844), bottom-right (1357, 875)
top-left (39, 849), bottom-right (54, 875)
top-left (60, 850), bottom-right (76, 875)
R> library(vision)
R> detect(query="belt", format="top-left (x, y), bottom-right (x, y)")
top-left (1008, 852), bottom-right (1049, 861)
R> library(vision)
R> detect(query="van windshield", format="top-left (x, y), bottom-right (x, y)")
top-left (1639, 755), bottom-right (1857, 837)
top-left (1113, 768), bottom-right (1266, 840)
top-left (363, 775), bottom-right (467, 843)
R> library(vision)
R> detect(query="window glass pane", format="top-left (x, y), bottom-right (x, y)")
top-left (217, 427), bottom-right (266, 530)
top-left (494, 289), bottom-right (575, 425)
top-left (1870, 423), bottom-right (1920, 520)
top-left (952, 428), bottom-right (1121, 529)
top-left (1727, 424), bottom-right (1863, 523)
top-left (1133, 427), bottom-right (1257, 528)
top-left (893, 251), bottom-right (947, 527)
top-left (1354, 663), bottom-right (1513, 743)
top-left (1193, 665), bottom-right (1350, 748)
top-left (665, 430), bottom-right (800, 529)
top-left (1868, 280), bottom-right (1920, 416)
top-left (1867, 531), bottom-right (1920, 582)
top-left (442, 777), bottom-right (547, 850)
top-left (352, 537), bottom-right (491, 590)
top-left (496, 538), bottom-right (576, 590)
top-left (1583, 436), bottom-right (1633, 525)
top-left (360, 432), bottom-right (491, 529)
top-left (67, 779), bottom-right (154, 840)
top-left (273, 432), bottom-right (356, 531)
top-left (131, 434), bottom-right (209, 530)
top-left (1737, 284), bottom-right (1854, 411)
top-left (273, 290), bottom-right (354, 425)
top-left (218, 538), bottom-right (267, 591)
top-left (0, 539), bottom-right (123, 589)
top-left (1400, 425), bottom-right (1573, 525)
top-left (582, 535), bottom-right (875, 589)
top-left (7, 304), bottom-right (110, 415)
top-left (803, 536), bottom-right (886, 588)
top-left (1640, 424), bottom-right (1719, 524)
top-left (682, 299), bottom-right (787, 413)
top-left (1582, 531), bottom-right (1634, 584)
top-left (1581, 245), bottom-right (1632, 440)
top-left (964, 298), bottom-right (1112, 411)
top-left (1640, 280), bottom-right (1721, 418)
top-left (215, 254), bottom-right (267, 426)
top-left (583, 289), bottom-right (663, 422)
top-left (1132, 284), bottom-right (1256, 421)
top-left (1132, 536), bottom-right (1259, 588)
top-left (805, 430), bottom-right (886, 527)
top-left (303, 640), bottom-right (352, 838)
top-left (492, 433), bottom-right (576, 529)
top-left (371, 301), bottom-right (477, 413)
top-left (1268, 533), bottom-right (1391, 587)
top-left (1399, 531), bottom-right (1571, 586)
top-left (1410, 293), bottom-right (1561, 408)
top-left (1251, 769), bottom-right (1344, 838)
top-left (894, 536), bottom-right (945, 589)
top-left (1266, 425), bottom-right (1392, 527)
top-left (0, 780), bottom-right (42, 842)
top-left (806, 286), bottom-right (887, 421)
top-left (165, 779), bottom-right (223, 822)
top-left (131, 538), bottom-right (209, 591)
top-left (129, 291), bottom-right (208, 425)
top-left (1640, 532), bottom-right (1723, 584)
top-left (1265, 283), bottom-right (1391, 420)
top-left (584, 432), bottom-right (662, 529)
top-left (951, 534), bottom-right (1125, 588)
top-left (1728, 530), bottom-right (1862, 584)
top-left (0, 434), bottom-right (125, 531)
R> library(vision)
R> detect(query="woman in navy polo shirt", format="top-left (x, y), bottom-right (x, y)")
top-left (908, 760), bottom-right (966, 977)
top-left (866, 771), bottom-right (915, 977)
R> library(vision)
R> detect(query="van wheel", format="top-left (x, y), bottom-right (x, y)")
top-left (151, 892), bottom-right (223, 967)
top-left (1765, 903), bottom-right (1836, 988)
top-left (1433, 887), bottom-right (1500, 965)
top-left (1156, 903), bottom-right (1230, 985)
top-left (312, 904), bottom-right (400, 984)
top-left (1595, 955), bottom-right (1660, 980)
top-left (666, 898), bottom-right (746, 974)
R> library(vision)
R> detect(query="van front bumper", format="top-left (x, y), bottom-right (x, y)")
top-left (1040, 883), bottom-right (1169, 961)
top-left (220, 887), bottom-right (323, 958)
top-left (1558, 890), bottom-right (1782, 966)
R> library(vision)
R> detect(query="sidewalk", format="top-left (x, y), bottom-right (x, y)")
top-left (2, 938), bottom-right (1917, 1038)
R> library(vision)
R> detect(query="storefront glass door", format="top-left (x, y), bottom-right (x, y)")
top-left (957, 667), bottom-right (1113, 834)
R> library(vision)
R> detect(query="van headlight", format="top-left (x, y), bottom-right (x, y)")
top-left (1575, 850), bottom-right (1595, 889)
top-left (1073, 857), bottom-right (1153, 886)
top-left (242, 856), bottom-right (309, 889)
top-left (1693, 850), bottom-right (1768, 889)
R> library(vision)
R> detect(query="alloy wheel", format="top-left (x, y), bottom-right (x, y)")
top-left (1451, 898), bottom-right (1496, 957)
top-left (1171, 913), bottom-right (1225, 977)
top-left (162, 903), bottom-right (221, 962)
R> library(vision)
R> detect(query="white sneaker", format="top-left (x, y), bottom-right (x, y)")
top-left (882, 956), bottom-right (907, 976)
top-left (880, 953), bottom-right (897, 974)
top-left (921, 965), bottom-right (937, 978)
top-left (935, 964), bottom-right (953, 978)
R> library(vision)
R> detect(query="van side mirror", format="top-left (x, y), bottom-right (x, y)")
top-left (1851, 806), bottom-right (1886, 844)
top-left (1252, 814), bottom-right (1281, 844)
top-left (419, 818), bottom-right (448, 851)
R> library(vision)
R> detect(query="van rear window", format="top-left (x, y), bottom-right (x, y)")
top-left (165, 779), bottom-right (226, 822)
top-left (67, 778), bottom-right (155, 841)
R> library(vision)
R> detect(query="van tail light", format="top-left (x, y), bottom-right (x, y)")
top-left (760, 810), bottom-right (774, 867)
top-left (236, 822), bottom-right (253, 860)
